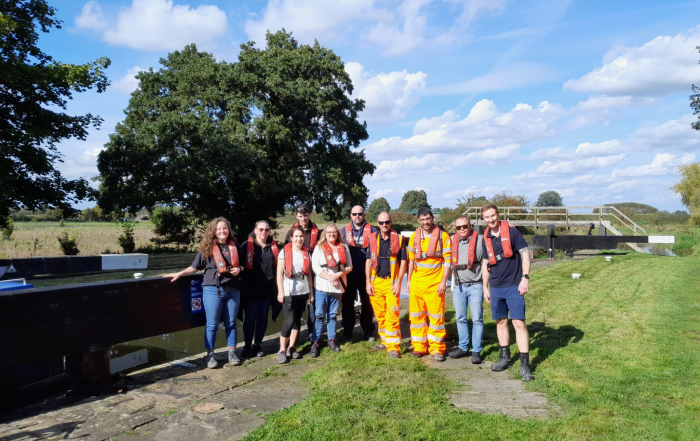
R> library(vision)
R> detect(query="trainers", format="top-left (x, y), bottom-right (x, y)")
top-left (309, 341), bottom-right (320, 358)
top-left (388, 351), bottom-right (401, 359)
top-left (289, 346), bottom-right (301, 360)
top-left (253, 344), bottom-right (264, 358)
top-left (519, 353), bottom-right (534, 382)
top-left (277, 350), bottom-right (288, 364)
top-left (491, 346), bottom-right (512, 372)
top-left (364, 333), bottom-right (376, 342)
top-left (241, 345), bottom-right (254, 358)
top-left (328, 339), bottom-right (341, 352)
top-left (471, 351), bottom-right (482, 364)
top-left (206, 352), bottom-right (218, 369)
top-left (229, 350), bottom-right (242, 366)
top-left (433, 353), bottom-right (446, 362)
top-left (371, 344), bottom-right (387, 352)
top-left (448, 347), bottom-right (469, 359)
top-left (411, 351), bottom-right (427, 358)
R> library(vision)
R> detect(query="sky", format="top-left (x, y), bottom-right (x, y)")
top-left (41, 0), bottom-right (700, 211)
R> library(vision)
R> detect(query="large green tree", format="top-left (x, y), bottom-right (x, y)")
top-left (672, 162), bottom-right (700, 226)
top-left (0, 1), bottom-right (111, 228)
top-left (535, 190), bottom-right (564, 207)
top-left (398, 190), bottom-right (430, 211)
top-left (367, 197), bottom-right (391, 219)
top-left (97, 32), bottom-right (373, 238)
top-left (691, 46), bottom-right (700, 130)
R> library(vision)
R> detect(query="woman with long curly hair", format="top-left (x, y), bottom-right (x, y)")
top-left (164, 217), bottom-right (244, 369)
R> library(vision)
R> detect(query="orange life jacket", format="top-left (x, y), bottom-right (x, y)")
top-left (245, 236), bottom-right (279, 270)
top-left (345, 222), bottom-right (372, 248)
top-left (322, 242), bottom-right (347, 267)
top-left (452, 230), bottom-right (478, 269)
top-left (369, 230), bottom-right (402, 271)
top-left (283, 243), bottom-right (310, 278)
top-left (212, 240), bottom-right (239, 274)
top-left (483, 221), bottom-right (513, 267)
top-left (292, 222), bottom-right (319, 249)
top-left (413, 226), bottom-right (441, 260)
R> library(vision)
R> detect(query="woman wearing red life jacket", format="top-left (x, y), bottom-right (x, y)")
top-left (310, 223), bottom-right (353, 357)
top-left (276, 225), bottom-right (314, 364)
top-left (164, 217), bottom-right (243, 369)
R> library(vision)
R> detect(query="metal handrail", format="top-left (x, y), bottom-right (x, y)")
top-left (0, 278), bottom-right (27, 285)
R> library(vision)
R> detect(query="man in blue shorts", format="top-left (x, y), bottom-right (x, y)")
top-left (480, 204), bottom-right (534, 382)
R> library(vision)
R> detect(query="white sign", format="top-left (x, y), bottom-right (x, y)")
top-left (648, 236), bottom-right (675, 244)
top-left (191, 298), bottom-right (202, 311)
top-left (7, 264), bottom-right (16, 274)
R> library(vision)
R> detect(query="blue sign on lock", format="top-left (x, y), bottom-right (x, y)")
top-left (190, 279), bottom-right (203, 313)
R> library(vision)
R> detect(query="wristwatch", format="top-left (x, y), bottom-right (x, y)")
top-left (522, 274), bottom-right (530, 280)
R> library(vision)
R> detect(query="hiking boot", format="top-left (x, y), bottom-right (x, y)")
top-left (433, 353), bottom-right (446, 362)
top-left (388, 351), bottom-right (401, 359)
top-left (206, 352), bottom-right (218, 369)
top-left (519, 353), bottom-right (534, 382)
top-left (289, 346), bottom-right (301, 360)
top-left (491, 346), bottom-right (512, 372)
top-left (471, 351), bottom-right (482, 365)
top-left (277, 351), bottom-right (288, 364)
top-left (448, 347), bottom-right (468, 359)
top-left (253, 344), bottom-right (264, 358)
top-left (411, 351), bottom-right (427, 358)
top-left (309, 341), bottom-right (320, 358)
top-left (371, 344), bottom-right (387, 352)
top-left (241, 345), bottom-right (254, 358)
top-left (229, 350), bottom-right (242, 366)
top-left (328, 338), bottom-right (341, 352)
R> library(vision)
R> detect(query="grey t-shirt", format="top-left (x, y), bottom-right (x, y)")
top-left (455, 233), bottom-right (483, 283)
top-left (191, 245), bottom-right (241, 288)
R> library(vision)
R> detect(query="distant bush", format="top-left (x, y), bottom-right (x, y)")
top-left (599, 202), bottom-right (659, 217)
top-left (1, 218), bottom-right (13, 240)
top-left (367, 198), bottom-right (391, 220)
top-left (389, 211), bottom-right (417, 226)
top-left (57, 231), bottom-right (80, 255)
top-left (117, 221), bottom-right (136, 253)
top-left (151, 207), bottom-right (198, 247)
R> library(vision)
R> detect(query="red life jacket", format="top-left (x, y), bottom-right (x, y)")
top-left (283, 243), bottom-right (310, 278)
top-left (452, 230), bottom-right (479, 268)
top-left (484, 221), bottom-right (513, 266)
top-left (369, 230), bottom-right (402, 270)
top-left (413, 226), bottom-right (441, 260)
top-left (322, 242), bottom-right (347, 267)
top-left (212, 240), bottom-right (239, 274)
top-left (292, 222), bottom-right (319, 249)
top-left (245, 236), bottom-right (279, 270)
top-left (345, 222), bottom-right (372, 248)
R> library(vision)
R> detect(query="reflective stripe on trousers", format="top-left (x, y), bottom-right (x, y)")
top-left (368, 277), bottom-right (402, 352)
top-left (409, 287), bottom-right (446, 355)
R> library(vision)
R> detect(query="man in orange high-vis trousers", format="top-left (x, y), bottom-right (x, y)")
top-left (365, 212), bottom-right (407, 358)
top-left (407, 207), bottom-right (452, 361)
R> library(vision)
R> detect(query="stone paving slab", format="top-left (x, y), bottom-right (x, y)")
top-left (134, 408), bottom-right (265, 441)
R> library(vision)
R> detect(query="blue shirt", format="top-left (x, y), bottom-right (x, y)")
top-left (341, 222), bottom-right (378, 278)
top-left (482, 226), bottom-right (528, 288)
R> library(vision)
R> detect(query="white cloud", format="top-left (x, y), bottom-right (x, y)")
top-left (629, 114), bottom-right (700, 152)
top-left (83, 148), bottom-right (105, 157)
top-left (371, 189), bottom-right (394, 198)
top-left (112, 66), bottom-right (144, 93)
top-left (564, 27), bottom-right (700, 96)
top-left (76, 0), bottom-right (228, 51)
top-left (529, 140), bottom-right (626, 161)
top-left (612, 153), bottom-right (696, 177)
top-left (428, 63), bottom-right (557, 95)
top-left (345, 62), bottom-right (427, 128)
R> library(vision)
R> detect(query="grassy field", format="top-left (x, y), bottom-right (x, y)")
top-left (243, 253), bottom-right (700, 441)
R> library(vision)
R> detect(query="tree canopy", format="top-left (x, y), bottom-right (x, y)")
top-left (535, 191), bottom-right (564, 207)
top-left (97, 32), bottom-right (373, 239)
top-left (490, 191), bottom-right (529, 208)
top-left (367, 197), bottom-right (391, 219)
top-left (691, 46), bottom-right (700, 131)
top-left (398, 190), bottom-right (430, 211)
top-left (0, 0), bottom-right (111, 228)
top-left (672, 162), bottom-right (700, 226)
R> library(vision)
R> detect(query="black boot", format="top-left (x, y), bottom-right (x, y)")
top-left (491, 346), bottom-right (511, 372)
top-left (519, 352), bottom-right (534, 381)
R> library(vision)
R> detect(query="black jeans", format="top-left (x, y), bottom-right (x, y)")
top-left (341, 276), bottom-right (375, 336)
top-left (281, 294), bottom-right (310, 339)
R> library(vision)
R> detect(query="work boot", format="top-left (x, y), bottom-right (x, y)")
top-left (309, 341), bottom-right (320, 358)
top-left (229, 350), bottom-right (242, 366)
top-left (277, 350), bottom-right (288, 364)
top-left (388, 351), bottom-right (401, 359)
top-left (241, 345), bottom-right (254, 358)
top-left (328, 339), bottom-right (341, 352)
top-left (411, 351), bottom-right (427, 358)
top-left (433, 353), bottom-right (446, 362)
top-left (491, 346), bottom-right (512, 372)
top-left (448, 347), bottom-right (468, 359)
top-left (252, 344), bottom-right (264, 358)
top-left (471, 351), bottom-right (482, 365)
top-left (519, 353), bottom-right (534, 382)
top-left (371, 344), bottom-right (387, 352)
top-left (206, 352), bottom-right (218, 369)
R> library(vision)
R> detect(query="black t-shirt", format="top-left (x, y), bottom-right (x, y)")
top-left (241, 235), bottom-right (277, 285)
top-left (284, 223), bottom-right (323, 250)
top-left (191, 246), bottom-right (241, 288)
top-left (365, 236), bottom-right (407, 277)
top-left (482, 226), bottom-right (528, 288)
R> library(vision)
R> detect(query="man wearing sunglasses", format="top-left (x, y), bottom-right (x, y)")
top-left (447, 216), bottom-right (484, 364)
top-left (340, 205), bottom-right (378, 341)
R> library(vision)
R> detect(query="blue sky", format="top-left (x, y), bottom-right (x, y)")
top-left (44, 0), bottom-right (700, 211)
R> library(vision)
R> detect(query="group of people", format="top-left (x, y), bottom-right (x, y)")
top-left (165, 203), bottom-right (535, 382)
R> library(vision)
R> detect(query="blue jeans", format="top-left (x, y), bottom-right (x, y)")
top-left (452, 283), bottom-right (484, 353)
top-left (243, 296), bottom-right (271, 347)
top-left (314, 290), bottom-right (341, 340)
top-left (202, 285), bottom-right (240, 350)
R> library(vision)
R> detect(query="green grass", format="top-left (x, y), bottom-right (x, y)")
top-left (244, 253), bottom-right (700, 440)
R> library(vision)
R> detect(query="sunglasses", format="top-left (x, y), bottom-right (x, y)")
top-left (351, 212), bottom-right (365, 216)
top-left (326, 231), bottom-right (338, 235)
top-left (257, 228), bottom-right (270, 232)
top-left (377, 221), bottom-right (391, 225)
top-left (455, 225), bottom-right (470, 230)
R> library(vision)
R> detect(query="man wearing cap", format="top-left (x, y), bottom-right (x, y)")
top-left (340, 205), bottom-right (377, 341)
top-left (447, 216), bottom-right (484, 364)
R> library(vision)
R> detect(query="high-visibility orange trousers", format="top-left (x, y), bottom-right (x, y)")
top-left (409, 289), bottom-right (446, 355)
top-left (368, 277), bottom-right (402, 352)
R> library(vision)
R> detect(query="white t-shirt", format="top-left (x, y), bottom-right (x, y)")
top-left (312, 244), bottom-right (352, 294)
top-left (278, 248), bottom-right (311, 296)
